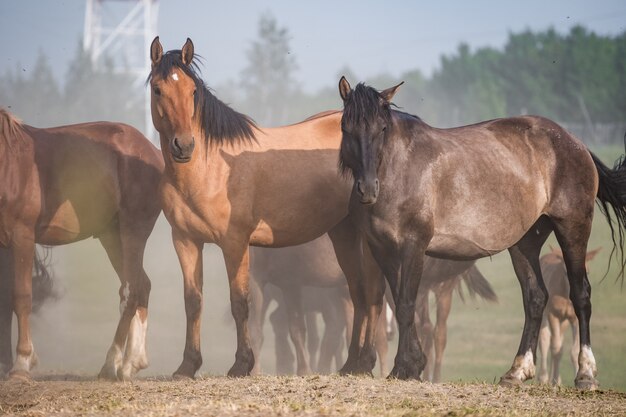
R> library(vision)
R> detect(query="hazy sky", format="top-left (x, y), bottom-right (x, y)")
top-left (1, 1), bottom-right (626, 93)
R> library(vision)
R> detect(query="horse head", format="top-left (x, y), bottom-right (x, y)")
top-left (149, 37), bottom-right (198, 163)
top-left (338, 76), bottom-right (402, 205)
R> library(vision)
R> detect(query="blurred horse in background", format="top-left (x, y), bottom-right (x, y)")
top-left (0, 108), bottom-right (163, 380)
top-left (249, 235), bottom-right (496, 378)
top-left (0, 247), bottom-right (56, 376)
top-left (537, 247), bottom-right (601, 385)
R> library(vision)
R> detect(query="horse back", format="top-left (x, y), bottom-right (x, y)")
top-left (28, 122), bottom-right (163, 244)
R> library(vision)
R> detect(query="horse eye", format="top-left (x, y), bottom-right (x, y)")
top-left (153, 87), bottom-right (161, 96)
top-left (382, 126), bottom-right (387, 132)
top-left (193, 89), bottom-right (197, 97)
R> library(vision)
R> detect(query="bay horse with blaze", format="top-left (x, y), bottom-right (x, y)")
top-left (148, 37), bottom-right (382, 378)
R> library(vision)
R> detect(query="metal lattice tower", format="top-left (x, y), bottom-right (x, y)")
top-left (83, 0), bottom-right (159, 142)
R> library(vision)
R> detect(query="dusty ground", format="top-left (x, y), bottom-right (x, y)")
top-left (1, 375), bottom-right (625, 417)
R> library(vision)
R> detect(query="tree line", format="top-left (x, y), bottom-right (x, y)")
top-left (1, 17), bottom-right (624, 145)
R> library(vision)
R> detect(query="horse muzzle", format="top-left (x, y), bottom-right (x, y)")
top-left (170, 136), bottom-right (195, 163)
top-left (356, 178), bottom-right (379, 205)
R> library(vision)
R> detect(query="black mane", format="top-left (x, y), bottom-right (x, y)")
top-left (147, 50), bottom-right (257, 147)
top-left (342, 83), bottom-right (394, 131)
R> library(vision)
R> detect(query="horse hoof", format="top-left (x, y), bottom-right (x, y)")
top-left (172, 372), bottom-right (194, 381)
top-left (388, 365), bottom-right (421, 381)
top-left (498, 375), bottom-right (523, 387)
top-left (8, 370), bottom-right (31, 382)
top-left (575, 376), bottom-right (598, 391)
top-left (227, 363), bottom-right (252, 378)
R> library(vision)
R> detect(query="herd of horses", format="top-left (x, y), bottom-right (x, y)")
top-left (1, 36), bottom-right (625, 391)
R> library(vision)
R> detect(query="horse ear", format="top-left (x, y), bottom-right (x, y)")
top-left (181, 38), bottom-right (194, 66)
top-left (150, 36), bottom-right (163, 66)
top-left (338, 76), bottom-right (352, 102)
top-left (586, 247), bottom-right (602, 262)
top-left (380, 81), bottom-right (404, 102)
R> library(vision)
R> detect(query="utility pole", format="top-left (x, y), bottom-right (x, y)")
top-left (83, 0), bottom-right (159, 143)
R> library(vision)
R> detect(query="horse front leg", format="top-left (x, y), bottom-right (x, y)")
top-left (172, 231), bottom-right (204, 379)
top-left (388, 241), bottom-right (427, 380)
top-left (222, 240), bottom-right (255, 377)
top-left (0, 248), bottom-right (14, 375)
top-left (9, 231), bottom-right (37, 380)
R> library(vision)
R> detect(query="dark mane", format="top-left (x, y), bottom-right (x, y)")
top-left (342, 83), bottom-right (393, 131)
top-left (147, 50), bottom-right (257, 147)
top-left (0, 108), bottom-right (26, 151)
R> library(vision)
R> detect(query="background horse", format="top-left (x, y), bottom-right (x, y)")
top-left (0, 247), bottom-right (55, 376)
top-left (0, 108), bottom-right (163, 380)
top-left (537, 247), bottom-right (601, 385)
top-left (250, 234), bottom-right (496, 379)
top-left (336, 77), bottom-right (626, 390)
top-left (148, 37), bottom-right (384, 378)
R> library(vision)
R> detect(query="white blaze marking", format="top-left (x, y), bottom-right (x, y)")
top-left (172, 73), bottom-right (179, 81)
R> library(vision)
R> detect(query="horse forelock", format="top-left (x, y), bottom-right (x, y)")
top-left (0, 108), bottom-right (26, 151)
top-left (148, 50), bottom-right (257, 148)
top-left (342, 83), bottom-right (393, 131)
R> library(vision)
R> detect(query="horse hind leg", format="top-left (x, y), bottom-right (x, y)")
top-left (500, 217), bottom-right (552, 387)
top-left (0, 248), bottom-right (14, 375)
top-left (97, 225), bottom-right (152, 381)
top-left (552, 215), bottom-right (597, 390)
top-left (537, 316), bottom-right (550, 384)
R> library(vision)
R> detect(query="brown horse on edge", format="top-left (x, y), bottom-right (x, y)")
top-left (148, 37), bottom-right (385, 378)
top-left (0, 109), bottom-right (163, 380)
top-left (337, 77), bottom-right (626, 390)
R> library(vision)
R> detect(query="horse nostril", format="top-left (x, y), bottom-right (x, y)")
top-left (357, 180), bottom-right (365, 196)
top-left (173, 137), bottom-right (182, 153)
top-left (374, 179), bottom-right (380, 194)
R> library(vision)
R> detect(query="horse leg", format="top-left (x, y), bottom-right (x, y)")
top-left (432, 281), bottom-right (454, 383)
top-left (553, 217), bottom-right (597, 390)
top-left (0, 248), bottom-right (14, 376)
top-left (386, 241), bottom-right (427, 380)
top-left (97, 224), bottom-right (151, 381)
top-left (247, 273), bottom-right (264, 375)
top-left (415, 290), bottom-right (433, 381)
top-left (8, 232), bottom-right (37, 379)
top-left (569, 317), bottom-right (580, 375)
top-left (537, 316), bottom-right (550, 384)
top-left (499, 219), bottom-right (551, 386)
top-left (283, 286), bottom-right (311, 375)
top-left (548, 313), bottom-right (564, 385)
top-left (172, 232), bottom-right (204, 379)
top-left (375, 299), bottom-right (389, 376)
top-left (306, 310), bottom-right (320, 372)
top-left (222, 240), bottom-right (255, 377)
top-left (318, 296), bottom-right (342, 374)
top-left (269, 302), bottom-right (295, 374)
top-left (328, 218), bottom-right (368, 375)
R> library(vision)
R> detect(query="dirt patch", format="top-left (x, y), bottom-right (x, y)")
top-left (1, 375), bottom-right (624, 416)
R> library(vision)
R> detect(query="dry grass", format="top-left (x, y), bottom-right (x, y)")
top-left (1, 375), bottom-right (625, 417)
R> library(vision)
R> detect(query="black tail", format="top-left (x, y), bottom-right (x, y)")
top-left (32, 246), bottom-right (57, 313)
top-left (457, 265), bottom-right (498, 303)
top-left (590, 151), bottom-right (626, 282)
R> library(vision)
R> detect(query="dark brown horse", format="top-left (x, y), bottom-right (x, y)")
top-left (337, 77), bottom-right (626, 390)
top-left (537, 247), bottom-right (601, 385)
top-left (148, 37), bottom-right (386, 378)
top-left (0, 247), bottom-right (55, 376)
top-left (0, 109), bottom-right (163, 380)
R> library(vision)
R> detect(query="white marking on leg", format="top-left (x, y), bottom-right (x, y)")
top-left (386, 303), bottom-right (393, 334)
top-left (577, 344), bottom-right (597, 379)
top-left (119, 282), bottom-right (130, 315)
top-left (506, 349), bottom-right (535, 382)
top-left (10, 343), bottom-right (37, 374)
top-left (121, 311), bottom-right (149, 380)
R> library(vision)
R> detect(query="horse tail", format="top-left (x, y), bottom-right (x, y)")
top-left (590, 150), bottom-right (626, 282)
top-left (32, 246), bottom-right (57, 313)
top-left (457, 264), bottom-right (498, 303)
